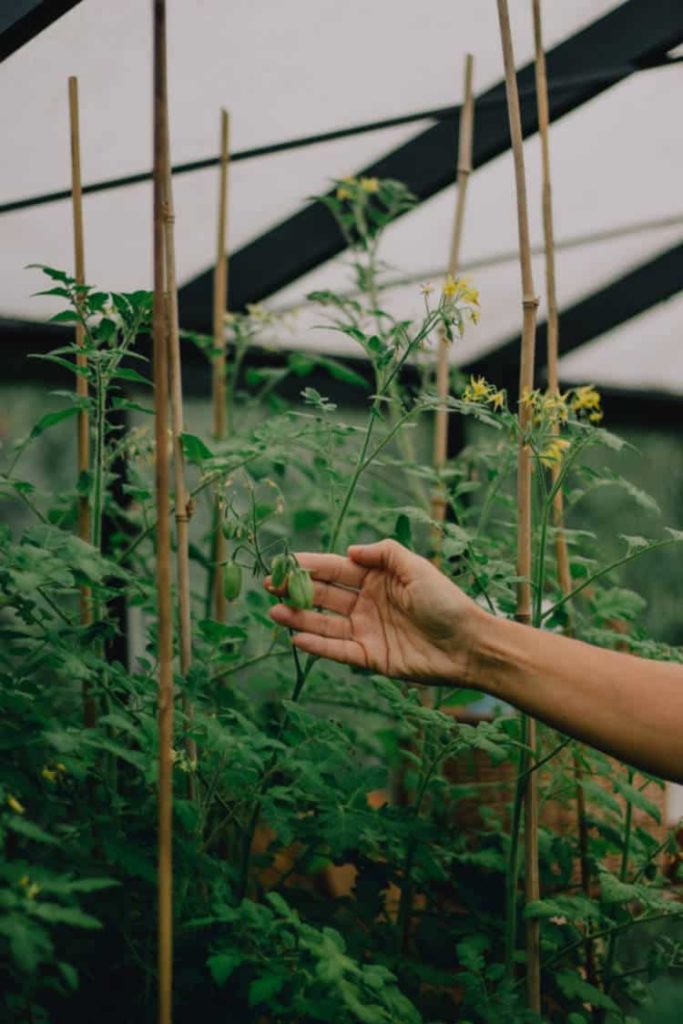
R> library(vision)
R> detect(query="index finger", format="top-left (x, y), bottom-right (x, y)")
top-left (294, 552), bottom-right (367, 589)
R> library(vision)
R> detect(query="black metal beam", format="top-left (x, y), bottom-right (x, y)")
top-left (4, 239), bottom-right (682, 431)
top-left (0, 0), bottom-right (82, 64)
top-left (464, 240), bottom-right (683, 397)
top-left (177, 0), bottom-right (683, 328)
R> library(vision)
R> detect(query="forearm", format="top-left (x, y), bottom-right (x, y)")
top-left (468, 614), bottom-right (683, 783)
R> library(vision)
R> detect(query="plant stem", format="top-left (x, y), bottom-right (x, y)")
top-left (602, 767), bottom-right (635, 994)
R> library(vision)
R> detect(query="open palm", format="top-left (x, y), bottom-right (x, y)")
top-left (267, 540), bottom-right (484, 687)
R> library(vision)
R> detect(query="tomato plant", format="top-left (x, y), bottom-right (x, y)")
top-left (0, 179), bottom-right (681, 1023)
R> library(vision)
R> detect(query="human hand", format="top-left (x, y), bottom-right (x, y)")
top-left (266, 539), bottom-right (487, 687)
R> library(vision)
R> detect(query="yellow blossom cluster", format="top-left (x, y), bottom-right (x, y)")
top-left (520, 385), bottom-right (603, 426)
top-left (520, 388), bottom-right (569, 428)
top-left (571, 385), bottom-right (603, 423)
top-left (462, 375), bottom-right (506, 410)
top-left (335, 175), bottom-right (379, 201)
top-left (441, 274), bottom-right (479, 306)
top-left (539, 437), bottom-right (571, 468)
top-left (41, 762), bottom-right (67, 784)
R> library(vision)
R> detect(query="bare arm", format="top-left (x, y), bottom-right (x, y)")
top-left (267, 540), bottom-right (683, 783)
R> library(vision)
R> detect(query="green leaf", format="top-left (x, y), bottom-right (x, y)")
top-left (208, 951), bottom-right (242, 986)
top-left (58, 961), bottom-right (79, 990)
top-left (29, 903), bottom-right (102, 929)
top-left (248, 972), bottom-right (286, 1006)
top-left (198, 619), bottom-right (248, 644)
top-left (394, 513), bottom-right (412, 549)
top-left (440, 688), bottom-right (482, 707)
top-left (49, 309), bottom-right (80, 324)
top-left (0, 914), bottom-right (52, 972)
top-left (29, 405), bottom-right (81, 440)
top-left (555, 970), bottom-right (619, 1011)
top-left (180, 432), bottom-right (214, 463)
top-left (7, 816), bottom-right (59, 845)
top-left (113, 367), bottom-right (150, 385)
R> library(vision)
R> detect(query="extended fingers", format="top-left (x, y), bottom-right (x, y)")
top-left (294, 552), bottom-right (367, 589)
top-left (313, 580), bottom-right (357, 615)
top-left (290, 632), bottom-right (368, 668)
top-left (269, 603), bottom-right (352, 640)
top-left (264, 576), bottom-right (356, 615)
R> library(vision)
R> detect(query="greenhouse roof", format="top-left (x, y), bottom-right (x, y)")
top-left (1, 0), bottom-right (682, 397)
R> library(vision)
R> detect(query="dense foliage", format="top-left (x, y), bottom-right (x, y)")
top-left (1, 178), bottom-right (681, 1023)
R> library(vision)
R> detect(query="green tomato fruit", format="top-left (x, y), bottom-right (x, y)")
top-left (270, 553), bottom-right (294, 589)
top-left (286, 568), bottom-right (315, 610)
top-left (221, 516), bottom-right (237, 540)
top-left (222, 560), bottom-right (243, 601)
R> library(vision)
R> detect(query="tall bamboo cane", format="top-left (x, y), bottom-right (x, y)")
top-left (161, 93), bottom-right (197, 785)
top-left (211, 109), bottom-right (230, 623)
top-left (497, 0), bottom-right (541, 1012)
top-left (431, 54), bottom-right (475, 535)
top-left (532, 0), bottom-right (597, 990)
top-left (152, 1), bottom-right (174, 1020)
top-left (68, 76), bottom-right (97, 729)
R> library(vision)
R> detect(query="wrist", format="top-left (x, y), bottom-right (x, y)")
top-left (462, 609), bottom-right (524, 698)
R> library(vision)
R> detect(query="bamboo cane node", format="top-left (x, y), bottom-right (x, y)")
top-left (522, 295), bottom-right (540, 310)
top-left (456, 163), bottom-right (472, 177)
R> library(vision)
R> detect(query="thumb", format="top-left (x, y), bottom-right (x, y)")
top-left (347, 539), bottom-right (410, 572)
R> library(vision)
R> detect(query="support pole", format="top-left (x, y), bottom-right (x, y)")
top-left (212, 109), bottom-right (230, 623)
top-left (431, 54), bottom-right (475, 533)
top-left (532, 0), bottom-right (597, 990)
top-left (68, 75), bottom-right (96, 729)
top-left (161, 91), bottom-right (197, 786)
top-left (152, 1), bottom-right (174, 1020)
top-left (497, 0), bottom-right (540, 1012)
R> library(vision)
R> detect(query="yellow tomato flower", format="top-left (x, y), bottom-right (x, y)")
top-left (491, 390), bottom-right (506, 411)
top-left (336, 186), bottom-right (352, 201)
top-left (589, 410), bottom-right (604, 424)
top-left (341, 175), bottom-right (357, 185)
top-left (41, 767), bottom-right (58, 784)
top-left (359, 176), bottom-right (379, 193)
top-left (539, 438), bottom-right (571, 468)
top-left (571, 385), bottom-right (601, 413)
top-left (442, 274), bottom-right (460, 298)
top-left (19, 876), bottom-right (42, 900)
top-left (464, 375), bottom-right (494, 404)
top-left (420, 283), bottom-right (434, 296)
top-left (459, 278), bottom-right (480, 305)
top-left (7, 794), bottom-right (25, 815)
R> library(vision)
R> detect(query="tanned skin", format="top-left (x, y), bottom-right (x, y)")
top-left (267, 539), bottom-right (683, 783)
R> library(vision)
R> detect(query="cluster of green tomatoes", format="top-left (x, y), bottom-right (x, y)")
top-left (221, 550), bottom-right (314, 610)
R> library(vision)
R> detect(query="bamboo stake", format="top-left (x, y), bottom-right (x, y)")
top-left (496, 0), bottom-right (541, 1012)
top-left (431, 54), bottom-right (475, 532)
top-left (532, 0), bottom-right (597, 990)
top-left (152, 1), bottom-right (174, 1021)
top-left (68, 76), bottom-right (97, 729)
top-left (161, 91), bottom-right (198, 786)
top-left (211, 109), bottom-right (230, 623)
